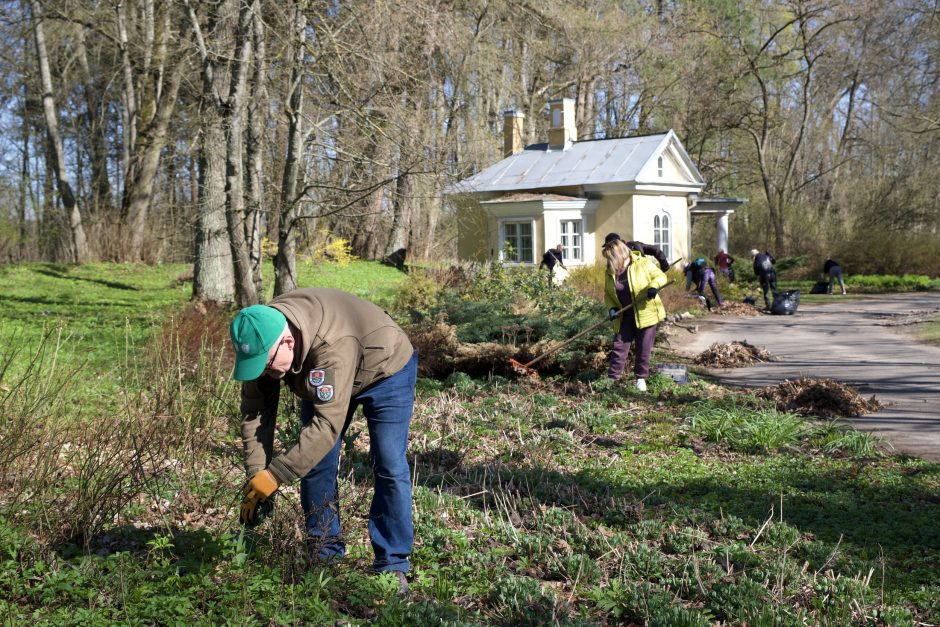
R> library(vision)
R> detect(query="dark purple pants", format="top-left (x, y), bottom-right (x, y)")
top-left (608, 318), bottom-right (657, 380)
top-left (698, 268), bottom-right (724, 306)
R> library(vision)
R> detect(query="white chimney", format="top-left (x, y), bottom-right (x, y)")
top-left (547, 98), bottom-right (576, 149)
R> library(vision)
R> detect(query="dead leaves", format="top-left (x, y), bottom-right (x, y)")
top-left (694, 341), bottom-right (773, 367)
top-left (757, 377), bottom-right (882, 418)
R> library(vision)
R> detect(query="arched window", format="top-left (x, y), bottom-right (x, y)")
top-left (654, 213), bottom-right (671, 261)
top-left (657, 156), bottom-right (664, 177)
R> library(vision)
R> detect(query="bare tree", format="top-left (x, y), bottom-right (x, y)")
top-left (273, 1), bottom-right (306, 297)
top-left (28, 0), bottom-right (88, 262)
top-left (121, 0), bottom-right (187, 262)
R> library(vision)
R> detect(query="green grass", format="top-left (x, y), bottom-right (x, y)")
top-left (0, 259), bottom-right (406, 373)
top-left (0, 261), bottom-right (938, 624)
top-left (917, 315), bottom-right (940, 346)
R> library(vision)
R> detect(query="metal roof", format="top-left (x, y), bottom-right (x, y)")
top-left (451, 129), bottom-right (705, 195)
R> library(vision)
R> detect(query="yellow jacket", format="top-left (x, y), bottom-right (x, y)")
top-left (605, 251), bottom-right (668, 332)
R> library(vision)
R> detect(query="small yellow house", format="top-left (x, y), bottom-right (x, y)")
top-left (451, 98), bottom-right (717, 268)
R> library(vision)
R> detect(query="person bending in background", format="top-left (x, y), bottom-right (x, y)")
top-left (601, 238), bottom-right (668, 392)
top-left (751, 249), bottom-right (777, 309)
top-left (684, 258), bottom-right (724, 310)
top-left (823, 258), bottom-right (847, 295)
top-left (538, 243), bottom-right (566, 284)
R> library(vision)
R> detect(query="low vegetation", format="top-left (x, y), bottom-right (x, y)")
top-left (0, 261), bottom-right (938, 624)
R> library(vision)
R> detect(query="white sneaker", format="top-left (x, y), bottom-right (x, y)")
top-left (635, 378), bottom-right (647, 392)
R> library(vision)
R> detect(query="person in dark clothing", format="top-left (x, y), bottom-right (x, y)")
top-left (823, 258), bottom-right (847, 295)
top-left (750, 249), bottom-right (777, 309)
top-left (538, 244), bottom-right (566, 283)
top-left (684, 258), bottom-right (724, 310)
top-left (603, 233), bottom-right (670, 272)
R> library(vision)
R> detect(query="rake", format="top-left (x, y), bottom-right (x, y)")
top-left (509, 277), bottom-right (678, 378)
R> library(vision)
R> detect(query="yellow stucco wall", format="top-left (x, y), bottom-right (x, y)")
top-left (456, 199), bottom-right (492, 262)
top-left (592, 194), bottom-right (632, 263)
top-left (631, 194), bottom-right (690, 264)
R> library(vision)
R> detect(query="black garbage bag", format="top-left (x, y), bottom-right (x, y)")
top-left (771, 290), bottom-right (800, 315)
top-left (809, 281), bottom-right (828, 295)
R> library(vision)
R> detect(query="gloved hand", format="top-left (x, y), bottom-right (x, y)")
top-left (240, 469), bottom-right (279, 526)
top-left (646, 287), bottom-right (658, 299)
top-left (608, 308), bottom-right (619, 320)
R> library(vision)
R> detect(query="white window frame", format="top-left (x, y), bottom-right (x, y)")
top-left (558, 219), bottom-right (584, 262)
top-left (657, 156), bottom-right (664, 177)
top-left (498, 218), bottom-right (536, 264)
top-left (653, 211), bottom-right (672, 262)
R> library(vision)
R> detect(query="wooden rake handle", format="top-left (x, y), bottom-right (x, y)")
top-left (519, 278), bottom-right (677, 370)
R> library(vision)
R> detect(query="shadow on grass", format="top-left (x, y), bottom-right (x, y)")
top-left (34, 265), bottom-right (140, 291)
top-left (396, 453), bottom-right (940, 556)
top-left (60, 526), bottom-right (227, 574)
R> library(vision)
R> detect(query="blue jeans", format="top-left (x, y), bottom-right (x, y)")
top-left (299, 351), bottom-right (417, 573)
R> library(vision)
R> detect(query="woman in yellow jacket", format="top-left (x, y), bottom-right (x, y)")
top-left (602, 238), bottom-right (668, 391)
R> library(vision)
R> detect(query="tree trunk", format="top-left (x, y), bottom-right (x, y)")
top-left (383, 168), bottom-right (413, 268)
top-left (193, 114), bottom-right (235, 302)
top-left (223, 0), bottom-right (258, 307)
top-left (124, 65), bottom-right (184, 262)
top-left (18, 81), bottom-right (30, 261)
top-left (116, 0), bottom-right (137, 212)
top-left (73, 24), bottom-right (111, 216)
top-left (274, 3), bottom-right (307, 297)
top-left (30, 0), bottom-right (88, 262)
top-left (245, 6), bottom-right (266, 297)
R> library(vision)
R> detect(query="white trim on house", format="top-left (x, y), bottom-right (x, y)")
top-left (496, 217), bottom-right (537, 264)
top-left (483, 197), bottom-right (599, 266)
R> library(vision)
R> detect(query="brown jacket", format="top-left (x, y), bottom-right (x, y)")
top-left (240, 288), bottom-right (414, 484)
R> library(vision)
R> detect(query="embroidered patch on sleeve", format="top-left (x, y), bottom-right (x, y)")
top-left (308, 369), bottom-right (327, 386)
top-left (316, 384), bottom-right (334, 402)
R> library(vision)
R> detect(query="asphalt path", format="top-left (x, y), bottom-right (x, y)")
top-left (674, 293), bottom-right (940, 461)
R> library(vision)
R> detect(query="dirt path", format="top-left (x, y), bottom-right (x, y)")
top-left (674, 293), bottom-right (940, 461)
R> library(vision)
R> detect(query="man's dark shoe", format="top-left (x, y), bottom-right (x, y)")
top-left (395, 570), bottom-right (409, 595)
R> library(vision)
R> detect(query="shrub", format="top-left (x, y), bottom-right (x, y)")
top-left (392, 270), bottom-right (442, 320)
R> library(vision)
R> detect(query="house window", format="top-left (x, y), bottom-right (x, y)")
top-left (653, 213), bottom-right (671, 261)
top-left (501, 221), bottom-right (533, 263)
top-left (657, 156), bottom-right (664, 177)
top-left (559, 219), bottom-right (582, 262)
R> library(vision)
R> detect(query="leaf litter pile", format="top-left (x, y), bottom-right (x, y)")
top-left (693, 340), bottom-right (772, 367)
top-left (758, 377), bottom-right (882, 418)
top-left (712, 302), bottom-right (762, 317)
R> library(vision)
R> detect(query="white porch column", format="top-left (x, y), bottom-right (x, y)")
top-left (716, 212), bottom-right (730, 253)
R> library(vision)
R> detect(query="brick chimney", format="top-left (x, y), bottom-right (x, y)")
top-left (503, 110), bottom-right (525, 157)
top-left (547, 98), bottom-right (576, 149)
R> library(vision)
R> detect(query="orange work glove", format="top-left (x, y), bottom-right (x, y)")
top-left (240, 469), bottom-right (280, 526)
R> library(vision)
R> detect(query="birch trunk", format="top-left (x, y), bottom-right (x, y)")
top-left (30, 0), bottom-right (88, 262)
top-left (245, 7), bottom-right (266, 297)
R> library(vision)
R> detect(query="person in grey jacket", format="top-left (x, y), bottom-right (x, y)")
top-left (230, 288), bottom-right (416, 591)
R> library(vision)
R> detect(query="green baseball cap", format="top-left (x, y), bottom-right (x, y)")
top-left (230, 305), bottom-right (287, 381)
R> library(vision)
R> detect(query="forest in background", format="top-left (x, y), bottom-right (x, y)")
top-left (0, 0), bottom-right (938, 305)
